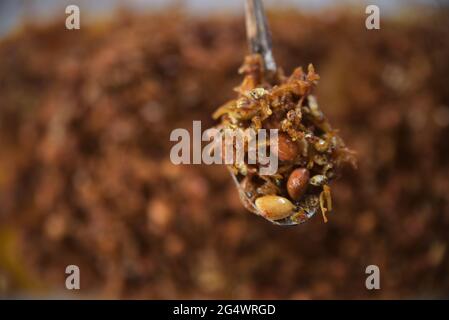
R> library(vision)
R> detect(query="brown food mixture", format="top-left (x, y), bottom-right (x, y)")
top-left (213, 54), bottom-right (356, 224)
top-left (0, 9), bottom-right (449, 299)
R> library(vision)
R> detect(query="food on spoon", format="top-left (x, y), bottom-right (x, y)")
top-left (213, 54), bottom-right (356, 224)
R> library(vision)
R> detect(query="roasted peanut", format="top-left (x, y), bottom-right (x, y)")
top-left (255, 195), bottom-right (295, 220)
top-left (272, 133), bottom-right (299, 162)
top-left (287, 168), bottom-right (310, 201)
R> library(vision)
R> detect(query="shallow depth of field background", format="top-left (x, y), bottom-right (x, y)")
top-left (0, 0), bottom-right (449, 298)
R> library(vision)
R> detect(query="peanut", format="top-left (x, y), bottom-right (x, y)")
top-left (255, 195), bottom-right (295, 220)
top-left (287, 168), bottom-right (310, 201)
top-left (272, 133), bottom-right (299, 162)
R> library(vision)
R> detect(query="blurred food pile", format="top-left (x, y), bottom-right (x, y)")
top-left (0, 9), bottom-right (448, 298)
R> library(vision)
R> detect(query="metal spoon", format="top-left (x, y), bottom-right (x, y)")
top-left (244, 0), bottom-right (277, 73)
top-left (227, 0), bottom-right (316, 226)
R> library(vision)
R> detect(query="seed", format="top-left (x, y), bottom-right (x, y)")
top-left (247, 88), bottom-right (268, 100)
top-left (313, 154), bottom-right (327, 166)
top-left (322, 163), bottom-right (334, 176)
top-left (272, 133), bottom-right (299, 162)
top-left (255, 195), bottom-right (295, 220)
top-left (305, 194), bottom-right (320, 207)
top-left (310, 174), bottom-right (328, 186)
top-left (287, 168), bottom-right (310, 201)
top-left (314, 139), bottom-right (328, 152)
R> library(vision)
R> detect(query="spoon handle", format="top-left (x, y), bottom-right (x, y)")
top-left (244, 0), bottom-right (277, 72)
